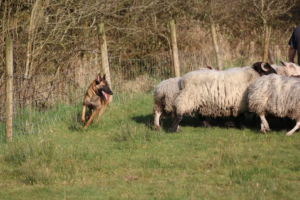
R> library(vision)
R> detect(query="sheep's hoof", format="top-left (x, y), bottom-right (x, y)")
top-left (224, 121), bottom-right (235, 129)
top-left (260, 129), bottom-right (266, 133)
top-left (239, 125), bottom-right (245, 130)
top-left (285, 132), bottom-right (293, 136)
top-left (169, 128), bottom-right (178, 133)
top-left (202, 121), bottom-right (211, 128)
top-left (154, 125), bottom-right (160, 131)
top-left (260, 128), bottom-right (270, 133)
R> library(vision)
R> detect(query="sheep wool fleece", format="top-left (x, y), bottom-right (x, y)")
top-left (153, 77), bottom-right (182, 115)
top-left (174, 66), bottom-right (261, 117)
top-left (248, 74), bottom-right (300, 120)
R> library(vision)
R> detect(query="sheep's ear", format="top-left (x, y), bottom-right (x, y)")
top-left (281, 61), bottom-right (296, 69)
top-left (280, 61), bottom-right (288, 67)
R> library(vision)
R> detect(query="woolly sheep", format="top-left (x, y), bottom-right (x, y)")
top-left (272, 61), bottom-right (300, 76)
top-left (153, 77), bottom-right (181, 131)
top-left (247, 74), bottom-right (300, 136)
top-left (153, 66), bottom-right (216, 131)
top-left (171, 62), bottom-right (277, 132)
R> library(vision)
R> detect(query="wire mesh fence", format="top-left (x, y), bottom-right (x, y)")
top-left (0, 46), bottom-right (291, 144)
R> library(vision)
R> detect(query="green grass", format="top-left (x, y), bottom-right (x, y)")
top-left (0, 92), bottom-right (300, 199)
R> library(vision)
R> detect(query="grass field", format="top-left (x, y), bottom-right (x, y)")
top-left (0, 92), bottom-right (300, 199)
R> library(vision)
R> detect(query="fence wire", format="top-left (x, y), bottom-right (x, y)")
top-left (0, 47), bottom-right (291, 144)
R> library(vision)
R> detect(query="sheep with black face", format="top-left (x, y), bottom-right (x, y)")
top-left (171, 62), bottom-right (277, 132)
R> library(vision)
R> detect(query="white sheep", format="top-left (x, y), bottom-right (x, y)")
top-left (171, 62), bottom-right (277, 132)
top-left (153, 77), bottom-right (181, 131)
top-left (272, 61), bottom-right (300, 76)
top-left (248, 73), bottom-right (300, 136)
top-left (153, 66), bottom-right (215, 131)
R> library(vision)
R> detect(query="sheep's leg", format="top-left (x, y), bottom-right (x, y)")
top-left (223, 116), bottom-right (237, 129)
top-left (215, 117), bottom-right (222, 126)
top-left (286, 117), bottom-right (295, 129)
top-left (154, 110), bottom-right (162, 131)
top-left (198, 114), bottom-right (211, 128)
top-left (236, 113), bottom-right (245, 130)
top-left (171, 114), bottom-right (180, 131)
top-left (251, 113), bottom-right (258, 126)
top-left (286, 120), bottom-right (300, 136)
top-left (171, 114), bottom-right (183, 133)
top-left (260, 114), bottom-right (270, 133)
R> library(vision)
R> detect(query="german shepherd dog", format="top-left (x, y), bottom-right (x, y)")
top-left (81, 73), bottom-right (113, 129)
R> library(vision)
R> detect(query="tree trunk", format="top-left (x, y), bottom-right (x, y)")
top-left (97, 23), bottom-right (112, 102)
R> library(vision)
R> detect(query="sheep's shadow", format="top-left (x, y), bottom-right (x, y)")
top-left (250, 114), bottom-right (297, 133)
top-left (131, 113), bottom-right (296, 133)
top-left (131, 114), bottom-right (205, 132)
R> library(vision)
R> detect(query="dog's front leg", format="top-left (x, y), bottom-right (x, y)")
top-left (95, 104), bottom-right (107, 123)
top-left (87, 108), bottom-right (92, 120)
top-left (84, 108), bottom-right (100, 129)
top-left (81, 104), bottom-right (87, 123)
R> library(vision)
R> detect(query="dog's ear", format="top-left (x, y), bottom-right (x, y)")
top-left (102, 74), bottom-right (106, 80)
top-left (96, 73), bottom-right (101, 84)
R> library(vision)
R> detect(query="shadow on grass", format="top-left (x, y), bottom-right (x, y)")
top-left (251, 114), bottom-right (296, 133)
top-left (131, 114), bottom-right (203, 132)
top-left (131, 113), bottom-right (296, 134)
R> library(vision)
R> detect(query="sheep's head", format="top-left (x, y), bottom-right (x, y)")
top-left (252, 62), bottom-right (277, 76)
top-left (280, 61), bottom-right (300, 76)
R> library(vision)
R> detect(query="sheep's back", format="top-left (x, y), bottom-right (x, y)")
top-left (175, 67), bottom-right (260, 117)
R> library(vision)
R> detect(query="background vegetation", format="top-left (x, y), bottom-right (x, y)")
top-left (1, 0), bottom-right (300, 77)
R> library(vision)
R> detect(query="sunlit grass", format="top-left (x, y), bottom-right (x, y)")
top-left (0, 92), bottom-right (300, 199)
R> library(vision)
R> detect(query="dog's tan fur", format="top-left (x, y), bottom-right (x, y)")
top-left (81, 74), bottom-right (113, 129)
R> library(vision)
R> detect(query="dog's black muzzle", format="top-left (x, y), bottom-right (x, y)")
top-left (98, 87), bottom-right (113, 96)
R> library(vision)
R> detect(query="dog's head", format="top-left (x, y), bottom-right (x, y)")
top-left (94, 73), bottom-right (113, 100)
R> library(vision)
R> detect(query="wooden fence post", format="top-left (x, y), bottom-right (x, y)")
top-left (210, 17), bottom-right (222, 70)
top-left (169, 19), bottom-right (180, 77)
top-left (97, 23), bottom-right (112, 102)
top-left (5, 37), bottom-right (13, 142)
